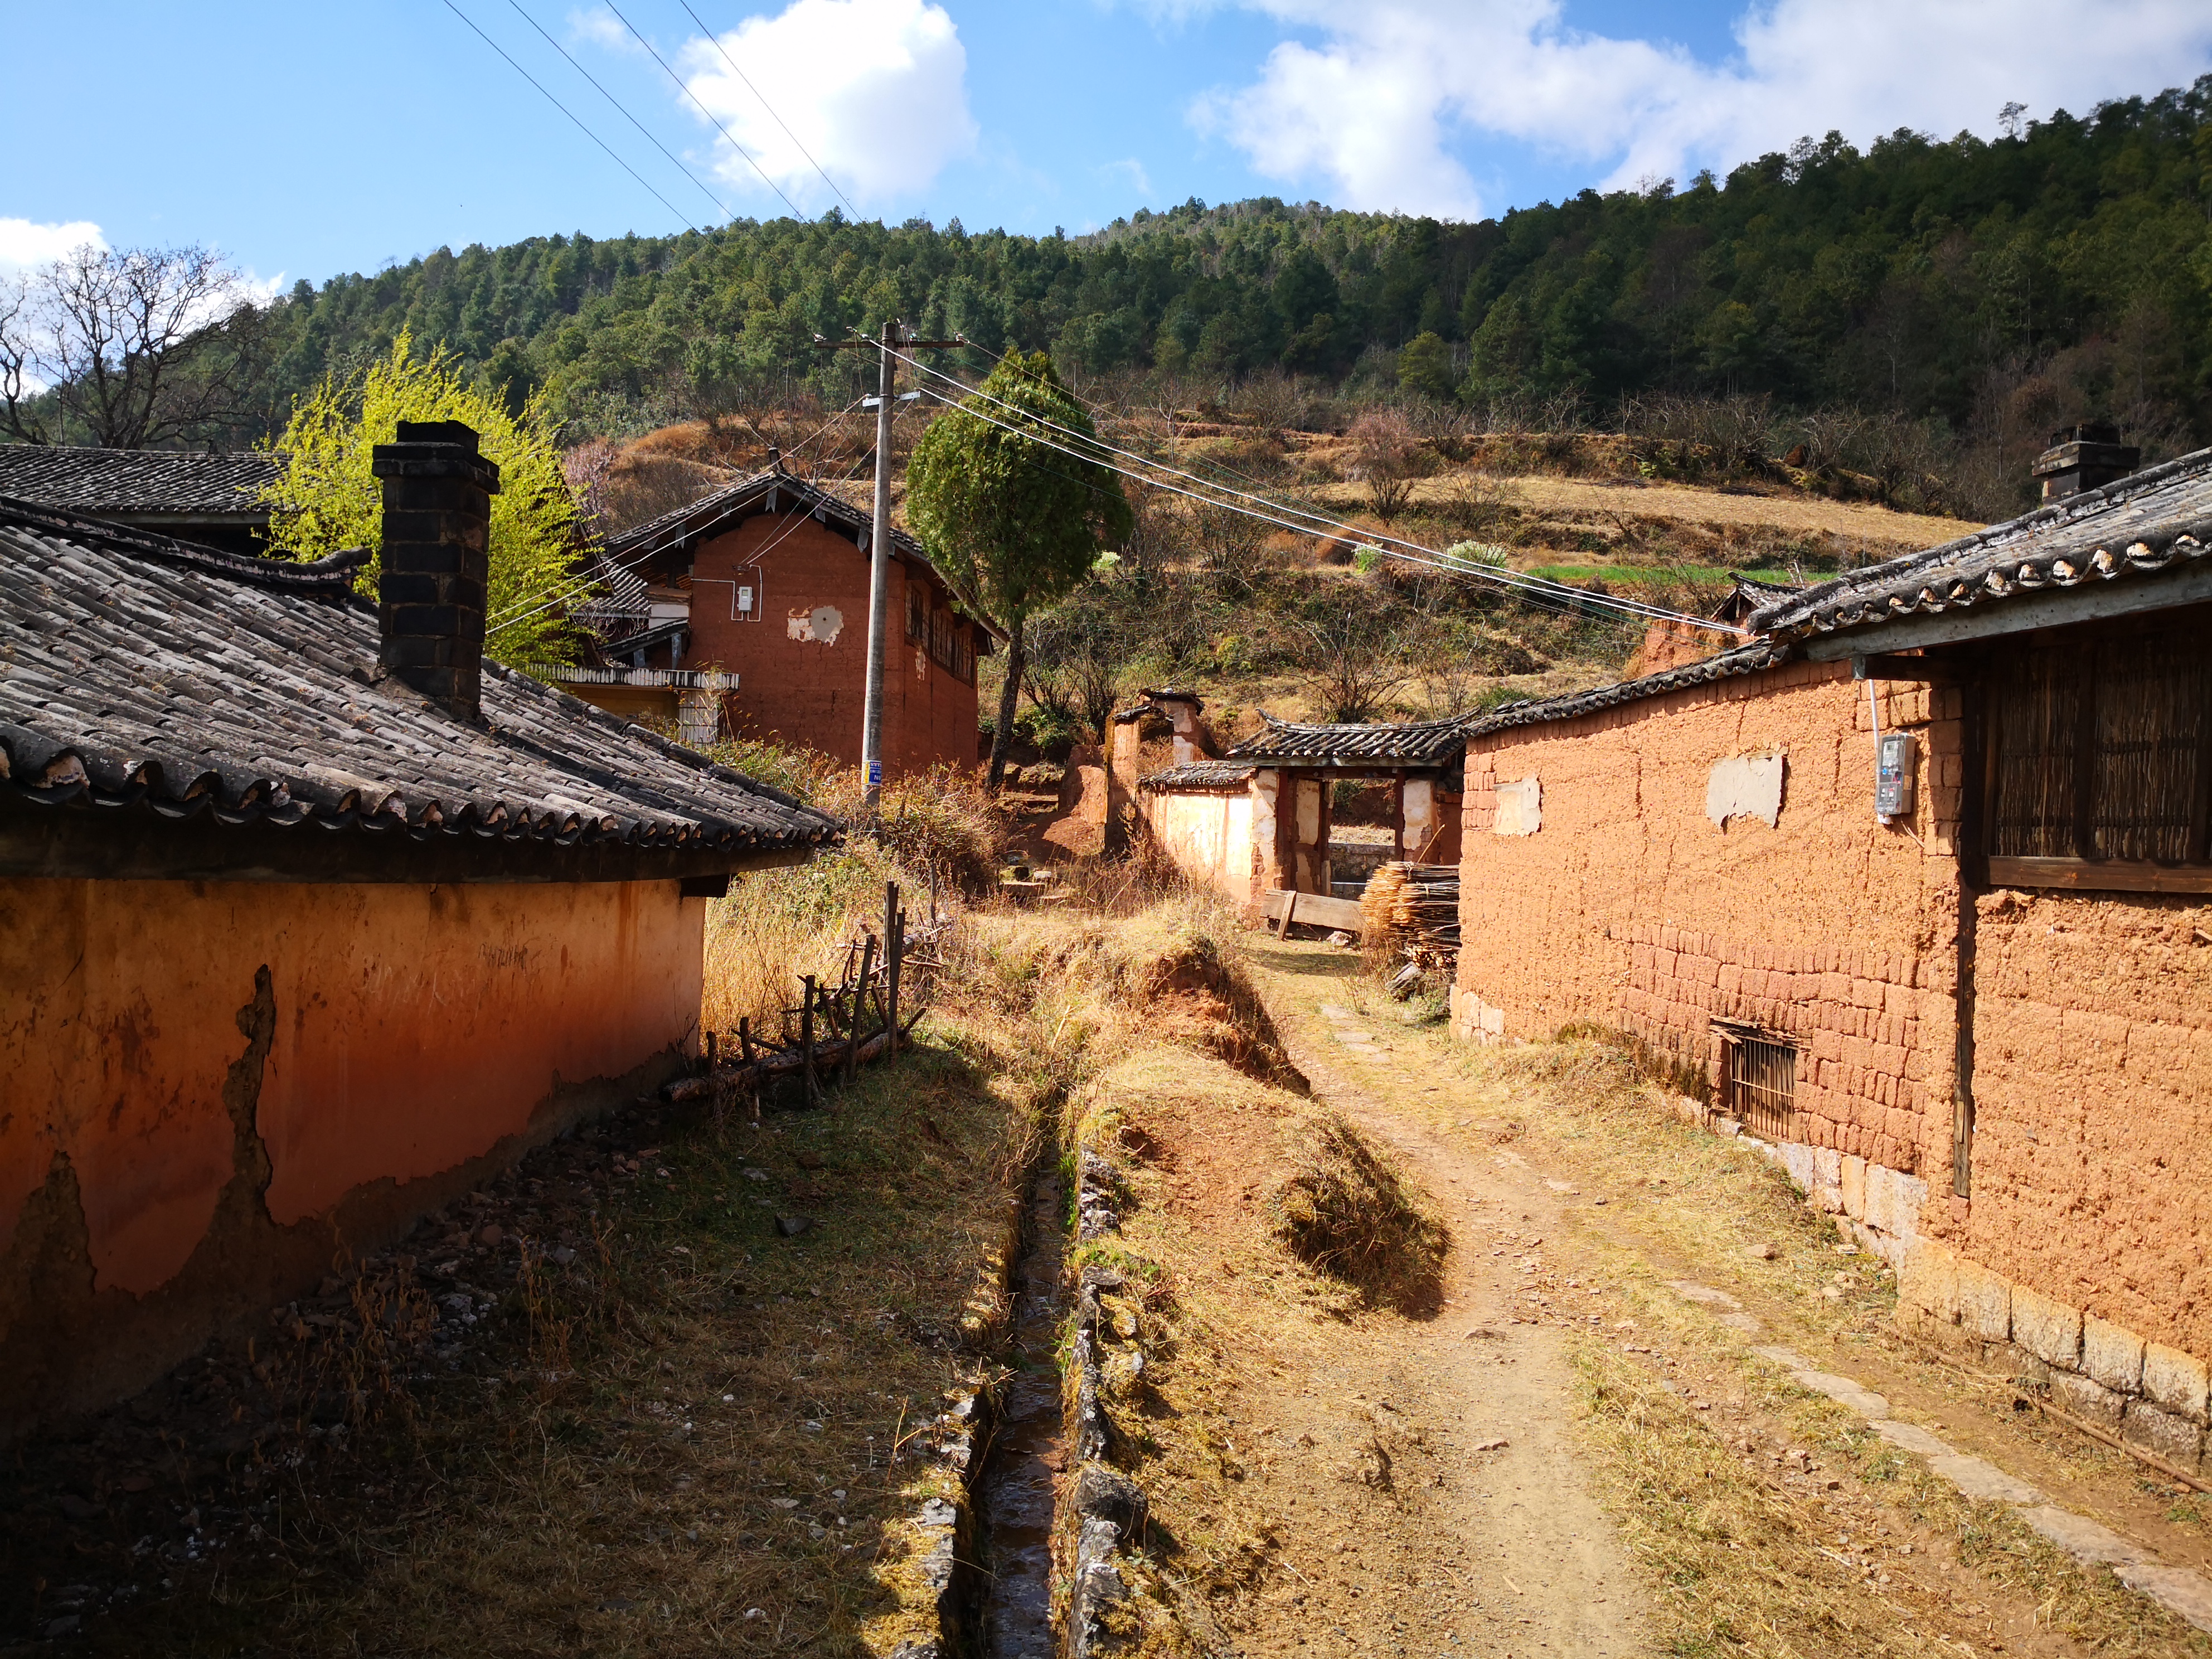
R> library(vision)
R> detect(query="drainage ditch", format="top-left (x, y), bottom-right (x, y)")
top-left (974, 1163), bottom-right (1070, 1659)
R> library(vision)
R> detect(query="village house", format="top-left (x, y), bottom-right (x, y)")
top-left (0, 444), bottom-right (279, 557)
top-left (1129, 690), bottom-right (1466, 921)
top-left (0, 421), bottom-right (836, 1435)
top-left (549, 470), bottom-right (992, 772)
top-left (1451, 441), bottom-right (2212, 1466)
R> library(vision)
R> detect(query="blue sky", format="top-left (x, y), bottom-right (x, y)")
top-left (3, 0), bottom-right (2208, 290)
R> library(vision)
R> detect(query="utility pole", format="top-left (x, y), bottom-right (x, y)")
top-left (814, 323), bottom-right (963, 808)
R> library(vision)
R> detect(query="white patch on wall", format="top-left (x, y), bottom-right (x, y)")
top-left (787, 604), bottom-right (845, 644)
top-left (914, 647), bottom-right (929, 680)
top-left (1707, 750), bottom-right (1786, 828)
top-left (1492, 774), bottom-right (1541, 836)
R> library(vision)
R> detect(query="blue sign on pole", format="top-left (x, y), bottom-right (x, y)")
top-left (868, 760), bottom-right (883, 789)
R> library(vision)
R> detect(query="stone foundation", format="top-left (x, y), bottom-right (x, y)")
top-left (1899, 1236), bottom-right (2212, 1478)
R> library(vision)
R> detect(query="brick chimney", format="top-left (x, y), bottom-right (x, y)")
top-left (2031, 421), bottom-right (2138, 503)
top-left (370, 420), bottom-right (501, 721)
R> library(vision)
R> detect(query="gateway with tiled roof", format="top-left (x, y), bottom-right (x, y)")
top-left (0, 443), bottom-right (279, 554)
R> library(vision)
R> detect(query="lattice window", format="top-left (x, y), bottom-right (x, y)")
top-left (930, 607), bottom-right (955, 671)
top-left (1715, 1023), bottom-right (1796, 1141)
top-left (907, 582), bottom-right (928, 642)
top-left (950, 624), bottom-right (974, 685)
top-left (1988, 625), bottom-right (2212, 870)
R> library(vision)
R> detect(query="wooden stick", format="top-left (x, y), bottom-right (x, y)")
top-left (846, 933), bottom-right (875, 1086)
top-left (739, 1016), bottom-right (753, 1064)
top-left (799, 976), bottom-right (818, 1108)
top-left (886, 882), bottom-right (903, 1059)
top-left (705, 1030), bottom-right (716, 1075)
top-left (1276, 889), bottom-right (1298, 940)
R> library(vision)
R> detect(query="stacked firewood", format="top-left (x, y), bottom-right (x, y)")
top-left (1359, 862), bottom-right (1461, 992)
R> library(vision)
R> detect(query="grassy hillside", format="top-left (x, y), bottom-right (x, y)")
top-left (232, 76), bottom-right (2212, 524)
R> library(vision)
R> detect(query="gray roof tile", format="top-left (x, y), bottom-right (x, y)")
top-left (0, 502), bottom-right (838, 866)
top-left (0, 444), bottom-right (279, 516)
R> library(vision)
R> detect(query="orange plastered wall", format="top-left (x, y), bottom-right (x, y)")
top-left (0, 877), bottom-right (702, 1298)
top-left (1456, 661), bottom-right (1964, 1174)
top-left (1964, 886), bottom-right (2212, 1355)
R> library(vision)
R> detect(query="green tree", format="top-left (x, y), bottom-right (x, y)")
top-left (1397, 330), bottom-right (1457, 400)
top-left (906, 350), bottom-right (1133, 788)
top-left (259, 332), bottom-right (588, 666)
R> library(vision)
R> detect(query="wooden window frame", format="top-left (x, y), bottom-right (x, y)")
top-left (1980, 616), bottom-right (2212, 894)
top-left (906, 581), bottom-right (928, 643)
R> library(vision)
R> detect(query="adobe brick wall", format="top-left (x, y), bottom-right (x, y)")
top-left (686, 515), bottom-right (979, 776)
top-left (1956, 886), bottom-right (2212, 1360)
top-left (1453, 661), bottom-right (1964, 1178)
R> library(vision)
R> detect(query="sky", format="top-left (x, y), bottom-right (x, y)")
top-left (3, 0), bottom-right (2210, 292)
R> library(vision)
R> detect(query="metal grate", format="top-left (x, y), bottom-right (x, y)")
top-left (1718, 1025), bottom-right (1797, 1140)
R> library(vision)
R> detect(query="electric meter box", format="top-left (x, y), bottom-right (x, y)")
top-left (737, 585), bottom-right (755, 615)
top-left (1876, 731), bottom-right (1917, 817)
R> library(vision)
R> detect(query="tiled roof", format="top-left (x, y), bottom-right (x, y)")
top-left (1750, 448), bottom-right (2212, 639)
top-left (1139, 760), bottom-right (1258, 790)
top-left (0, 500), bottom-right (838, 869)
top-left (0, 444), bottom-right (279, 517)
top-left (1461, 641), bottom-right (1795, 739)
top-left (1224, 712), bottom-right (1473, 767)
top-left (607, 467), bottom-right (933, 570)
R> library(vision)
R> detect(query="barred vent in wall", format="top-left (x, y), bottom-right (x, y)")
top-left (1715, 1021), bottom-right (1796, 1142)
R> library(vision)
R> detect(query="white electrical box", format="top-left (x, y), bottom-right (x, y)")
top-left (737, 585), bottom-right (755, 615)
top-left (1876, 731), bottom-right (1917, 817)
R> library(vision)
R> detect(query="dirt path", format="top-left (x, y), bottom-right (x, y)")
top-left (1224, 939), bottom-right (2210, 1659)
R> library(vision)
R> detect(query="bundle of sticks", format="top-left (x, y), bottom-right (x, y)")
top-left (668, 880), bottom-right (939, 1118)
top-left (1359, 861), bottom-right (1462, 991)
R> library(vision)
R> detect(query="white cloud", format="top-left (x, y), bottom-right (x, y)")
top-left (0, 217), bottom-right (105, 274)
top-left (1191, 0), bottom-right (2212, 217)
top-left (566, 5), bottom-right (635, 53)
top-left (1099, 157), bottom-right (1154, 198)
top-left (677, 0), bottom-right (976, 212)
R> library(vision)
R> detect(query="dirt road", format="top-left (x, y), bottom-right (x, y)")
top-left (1188, 939), bottom-right (2212, 1659)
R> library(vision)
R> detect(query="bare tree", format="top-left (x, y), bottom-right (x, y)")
top-left (1347, 406), bottom-right (1425, 521)
top-left (1298, 601), bottom-right (1409, 722)
top-left (0, 243), bottom-right (264, 448)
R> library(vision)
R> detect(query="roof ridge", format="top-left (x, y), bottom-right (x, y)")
top-left (0, 494), bottom-right (365, 596)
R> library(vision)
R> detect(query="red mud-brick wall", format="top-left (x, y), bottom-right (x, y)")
top-left (0, 876), bottom-right (703, 1432)
top-left (1956, 886), bottom-right (2212, 1357)
top-left (687, 515), bottom-right (977, 777)
top-left (1456, 661), bottom-right (1965, 1175)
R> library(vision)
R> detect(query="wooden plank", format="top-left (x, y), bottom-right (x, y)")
top-left (1986, 855), bottom-right (2212, 894)
top-left (1262, 887), bottom-right (1365, 932)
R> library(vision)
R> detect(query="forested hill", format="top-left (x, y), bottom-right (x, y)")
top-left (261, 77), bottom-right (2212, 453)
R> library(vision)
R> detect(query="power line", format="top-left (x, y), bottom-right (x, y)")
top-left (440, 0), bottom-right (700, 233)
top-left (904, 375), bottom-right (1647, 631)
top-left (504, 0), bottom-right (735, 224)
top-left (487, 399), bottom-right (867, 641)
top-left (676, 0), bottom-right (858, 217)
top-left (598, 0), bottom-right (807, 220)
top-left (894, 348), bottom-right (1720, 630)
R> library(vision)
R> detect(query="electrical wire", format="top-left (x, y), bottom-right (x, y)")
top-left (676, 0), bottom-right (858, 217)
top-left (894, 349), bottom-right (1716, 630)
top-left (441, 0), bottom-right (700, 232)
top-left (900, 346), bottom-right (1704, 627)
top-left (504, 0), bottom-right (735, 222)
top-left (598, 0), bottom-right (807, 220)
top-left (485, 399), bottom-right (867, 640)
top-left (904, 378), bottom-right (1628, 632)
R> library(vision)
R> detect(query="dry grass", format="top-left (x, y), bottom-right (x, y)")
top-left (1267, 1113), bottom-right (1445, 1312)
